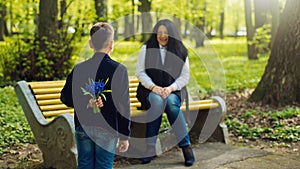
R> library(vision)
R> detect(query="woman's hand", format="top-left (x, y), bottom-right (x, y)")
top-left (152, 86), bottom-right (164, 97)
top-left (162, 86), bottom-right (173, 99)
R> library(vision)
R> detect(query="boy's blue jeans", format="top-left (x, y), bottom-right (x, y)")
top-left (146, 93), bottom-right (191, 148)
top-left (75, 126), bottom-right (117, 169)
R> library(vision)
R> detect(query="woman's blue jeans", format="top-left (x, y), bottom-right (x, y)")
top-left (75, 126), bottom-right (117, 169)
top-left (146, 92), bottom-right (191, 148)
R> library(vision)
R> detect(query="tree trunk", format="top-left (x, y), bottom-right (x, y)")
top-left (194, 0), bottom-right (206, 48)
top-left (219, 12), bottom-right (224, 39)
top-left (0, 2), bottom-right (8, 40)
top-left (95, 0), bottom-right (107, 22)
top-left (138, 0), bottom-right (152, 42)
top-left (131, 0), bottom-right (135, 40)
top-left (244, 0), bottom-right (258, 60)
top-left (270, 0), bottom-right (280, 47)
top-left (124, 14), bottom-right (131, 41)
top-left (253, 0), bottom-right (269, 29)
top-left (58, 0), bottom-right (67, 29)
top-left (183, 20), bottom-right (189, 38)
top-left (111, 20), bottom-right (118, 40)
top-left (249, 0), bottom-right (300, 106)
top-left (0, 3), bottom-right (4, 41)
top-left (195, 22), bottom-right (205, 47)
top-left (219, 0), bottom-right (225, 39)
top-left (173, 15), bottom-right (181, 36)
top-left (38, 0), bottom-right (58, 44)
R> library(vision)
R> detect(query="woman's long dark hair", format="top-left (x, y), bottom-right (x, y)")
top-left (145, 19), bottom-right (188, 61)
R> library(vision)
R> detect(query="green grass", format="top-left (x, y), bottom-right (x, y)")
top-left (226, 107), bottom-right (300, 142)
top-left (0, 86), bottom-right (34, 154)
top-left (212, 38), bottom-right (268, 91)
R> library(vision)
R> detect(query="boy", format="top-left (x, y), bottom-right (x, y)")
top-left (61, 22), bottom-right (131, 169)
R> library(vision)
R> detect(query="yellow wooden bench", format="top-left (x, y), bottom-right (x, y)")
top-left (14, 76), bottom-right (228, 169)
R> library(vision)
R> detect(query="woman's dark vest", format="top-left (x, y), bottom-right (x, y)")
top-left (136, 46), bottom-right (187, 110)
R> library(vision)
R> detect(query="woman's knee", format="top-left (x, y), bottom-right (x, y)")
top-left (148, 93), bottom-right (164, 108)
top-left (166, 94), bottom-right (181, 110)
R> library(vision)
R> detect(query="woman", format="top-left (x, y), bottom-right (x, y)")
top-left (136, 19), bottom-right (195, 166)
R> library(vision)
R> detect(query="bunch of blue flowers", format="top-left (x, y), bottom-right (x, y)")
top-left (81, 78), bottom-right (112, 113)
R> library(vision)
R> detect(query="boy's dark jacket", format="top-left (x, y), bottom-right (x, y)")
top-left (60, 52), bottom-right (131, 140)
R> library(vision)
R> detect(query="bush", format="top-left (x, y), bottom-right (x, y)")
top-left (0, 37), bottom-right (31, 86)
top-left (0, 34), bottom-right (78, 83)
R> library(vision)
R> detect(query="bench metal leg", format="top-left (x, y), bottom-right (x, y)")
top-left (189, 96), bottom-right (229, 144)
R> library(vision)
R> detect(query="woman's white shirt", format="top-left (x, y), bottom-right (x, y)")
top-left (135, 45), bottom-right (190, 91)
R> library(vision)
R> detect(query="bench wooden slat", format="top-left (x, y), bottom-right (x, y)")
top-left (31, 88), bottom-right (62, 94)
top-left (129, 93), bottom-right (136, 98)
top-left (130, 102), bottom-right (141, 107)
top-left (130, 97), bottom-right (139, 102)
top-left (35, 93), bottom-right (61, 100)
top-left (43, 109), bottom-right (74, 117)
top-left (187, 103), bottom-right (219, 111)
top-left (129, 88), bottom-right (137, 93)
top-left (28, 81), bottom-right (65, 89)
top-left (129, 101), bottom-right (219, 111)
top-left (130, 108), bottom-right (147, 117)
top-left (40, 104), bottom-right (71, 111)
top-left (182, 99), bottom-right (213, 106)
top-left (37, 99), bottom-right (62, 105)
top-left (129, 83), bottom-right (138, 88)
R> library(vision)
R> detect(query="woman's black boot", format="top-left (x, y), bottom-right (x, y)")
top-left (140, 146), bottom-right (156, 164)
top-left (182, 145), bottom-right (195, 166)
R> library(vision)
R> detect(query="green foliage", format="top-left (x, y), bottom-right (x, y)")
top-left (0, 86), bottom-right (34, 154)
top-left (31, 36), bottom-right (78, 81)
top-left (0, 35), bottom-right (78, 82)
top-left (250, 24), bottom-right (272, 56)
top-left (0, 36), bottom-right (32, 86)
top-left (226, 107), bottom-right (300, 142)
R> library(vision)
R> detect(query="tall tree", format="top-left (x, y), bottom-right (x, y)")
top-left (192, 0), bottom-right (207, 47)
top-left (244, 0), bottom-right (258, 60)
top-left (249, 0), bottom-right (300, 106)
top-left (0, 1), bottom-right (9, 40)
top-left (138, 0), bottom-right (152, 42)
top-left (270, 0), bottom-right (280, 47)
top-left (0, 2), bottom-right (5, 41)
top-left (219, 0), bottom-right (225, 39)
top-left (38, 0), bottom-right (58, 43)
top-left (131, 0), bottom-right (136, 40)
top-left (95, 0), bottom-right (107, 22)
top-left (30, 0), bottom-right (76, 80)
top-left (253, 0), bottom-right (270, 29)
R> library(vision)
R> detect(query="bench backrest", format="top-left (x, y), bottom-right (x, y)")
top-left (28, 76), bottom-right (218, 120)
